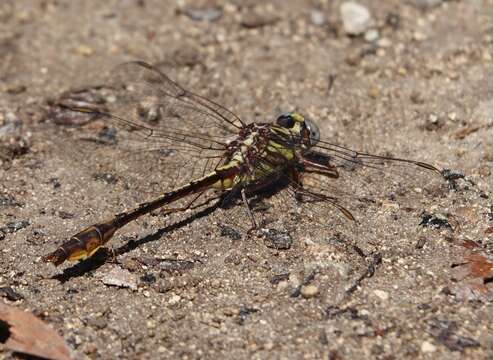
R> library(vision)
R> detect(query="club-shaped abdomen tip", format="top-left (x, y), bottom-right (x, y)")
top-left (42, 249), bottom-right (67, 266)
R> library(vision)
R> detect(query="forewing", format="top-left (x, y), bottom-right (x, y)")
top-left (49, 61), bottom-right (245, 186)
top-left (299, 140), bottom-right (447, 220)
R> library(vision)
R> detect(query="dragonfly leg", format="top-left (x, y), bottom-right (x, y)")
top-left (106, 246), bottom-right (119, 264)
top-left (160, 191), bottom-right (211, 215)
top-left (300, 154), bottom-right (339, 178)
top-left (241, 188), bottom-right (258, 232)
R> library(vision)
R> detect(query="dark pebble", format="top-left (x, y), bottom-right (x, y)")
top-left (263, 229), bottom-right (293, 250)
top-left (97, 127), bottom-right (118, 145)
top-left (92, 173), bottom-right (118, 184)
top-left (270, 272), bottom-right (290, 285)
top-left (0, 286), bottom-right (24, 301)
top-left (0, 194), bottom-right (20, 207)
top-left (159, 259), bottom-right (195, 273)
top-left (140, 273), bottom-right (157, 284)
top-left (220, 224), bottom-right (242, 241)
top-left (238, 306), bottom-right (259, 325)
top-left (50, 177), bottom-right (62, 189)
top-left (6, 220), bottom-right (30, 233)
top-left (419, 212), bottom-right (452, 230)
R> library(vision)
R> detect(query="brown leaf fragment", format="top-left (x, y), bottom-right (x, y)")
top-left (460, 239), bottom-right (481, 249)
top-left (450, 252), bottom-right (493, 301)
top-left (452, 126), bottom-right (480, 140)
top-left (0, 303), bottom-right (72, 360)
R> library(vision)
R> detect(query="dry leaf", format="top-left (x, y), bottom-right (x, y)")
top-left (427, 318), bottom-right (480, 352)
top-left (0, 303), bottom-right (71, 360)
top-left (453, 126), bottom-right (480, 140)
top-left (450, 251), bottom-right (493, 302)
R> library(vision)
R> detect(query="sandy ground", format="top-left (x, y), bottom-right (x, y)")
top-left (1, 0), bottom-right (493, 359)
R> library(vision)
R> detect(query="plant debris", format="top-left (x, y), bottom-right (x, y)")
top-left (100, 267), bottom-right (138, 290)
top-left (419, 211), bottom-right (452, 230)
top-left (427, 318), bottom-right (480, 352)
top-left (450, 245), bottom-right (493, 302)
top-left (0, 303), bottom-right (71, 360)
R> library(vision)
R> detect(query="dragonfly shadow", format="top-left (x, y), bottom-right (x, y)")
top-left (113, 200), bottom-right (221, 257)
top-left (51, 249), bottom-right (110, 283)
top-left (220, 174), bottom-right (293, 211)
top-left (51, 200), bottom-right (221, 282)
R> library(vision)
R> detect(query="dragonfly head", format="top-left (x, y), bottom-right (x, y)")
top-left (275, 112), bottom-right (320, 150)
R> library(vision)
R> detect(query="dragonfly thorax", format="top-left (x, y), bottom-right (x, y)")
top-left (213, 122), bottom-right (302, 191)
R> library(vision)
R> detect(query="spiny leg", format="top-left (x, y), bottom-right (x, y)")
top-left (241, 188), bottom-right (258, 232)
top-left (160, 191), bottom-right (219, 215)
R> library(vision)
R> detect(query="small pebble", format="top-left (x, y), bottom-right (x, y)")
top-left (345, 51), bottom-right (362, 66)
top-left (378, 37), bottom-right (392, 48)
top-left (364, 29), bottom-right (379, 42)
top-left (413, 31), bottom-right (427, 42)
top-left (300, 285), bottom-right (319, 298)
top-left (168, 294), bottom-right (181, 305)
top-left (368, 86), bottom-right (380, 99)
top-left (373, 289), bottom-right (389, 301)
top-left (263, 229), bottom-right (293, 250)
top-left (6, 220), bottom-right (29, 233)
top-left (241, 12), bottom-right (278, 29)
top-left (409, 0), bottom-right (443, 10)
top-left (146, 320), bottom-right (156, 329)
top-left (421, 341), bottom-right (437, 353)
top-left (183, 6), bottom-right (222, 22)
top-left (478, 165), bottom-right (491, 177)
top-left (74, 44), bottom-right (93, 56)
top-left (448, 112), bottom-right (458, 121)
top-left (410, 90), bottom-right (425, 104)
top-left (310, 10), bottom-right (326, 26)
top-left (381, 200), bottom-right (399, 210)
top-left (340, 2), bottom-right (373, 35)
top-left (101, 267), bottom-right (137, 290)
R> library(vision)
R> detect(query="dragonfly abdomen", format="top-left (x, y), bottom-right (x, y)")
top-left (43, 171), bottom-right (225, 266)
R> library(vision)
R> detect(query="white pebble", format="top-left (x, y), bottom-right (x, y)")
top-left (340, 2), bottom-right (373, 35)
top-left (421, 341), bottom-right (437, 353)
top-left (364, 29), bottom-right (379, 42)
top-left (373, 289), bottom-right (389, 301)
top-left (310, 10), bottom-right (326, 26)
top-left (301, 285), bottom-right (319, 298)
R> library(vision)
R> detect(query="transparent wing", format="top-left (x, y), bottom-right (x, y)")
top-left (50, 61), bottom-right (244, 185)
top-left (296, 139), bottom-right (446, 219)
top-left (229, 131), bottom-right (446, 227)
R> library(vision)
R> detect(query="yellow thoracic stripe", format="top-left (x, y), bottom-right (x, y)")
top-left (210, 127), bottom-right (297, 190)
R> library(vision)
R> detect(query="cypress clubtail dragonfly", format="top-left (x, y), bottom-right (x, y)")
top-left (43, 61), bottom-right (443, 266)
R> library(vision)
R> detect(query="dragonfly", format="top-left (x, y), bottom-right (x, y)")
top-left (42, 61), bottom-right (443, 266)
